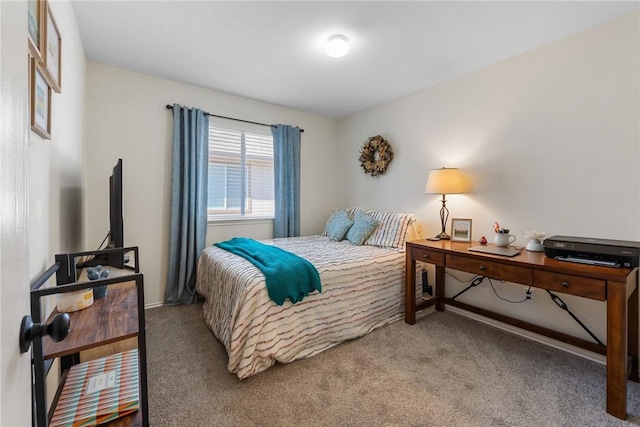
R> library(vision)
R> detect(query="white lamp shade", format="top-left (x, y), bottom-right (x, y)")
top-left (325, 35), bottom-right (350, 58)
top-left (425, 168), bottom-right (464, 194)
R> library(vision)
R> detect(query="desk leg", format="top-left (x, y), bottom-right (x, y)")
top-left (606, 282), bottom-right (628, 419)
top-left (405, 257), bottom-right (416, 325)
top-left (435, 265), bottom-right (445, 312)
top-left (628, 272), bottom-right (639, 383)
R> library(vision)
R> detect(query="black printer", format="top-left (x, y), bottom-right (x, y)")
top-left (543, 235), bottom-right (640, 268)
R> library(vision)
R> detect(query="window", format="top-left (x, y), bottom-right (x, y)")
top-left (207, 119), bottom-right (274, 221)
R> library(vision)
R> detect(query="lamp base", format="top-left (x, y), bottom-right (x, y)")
top-left (435, 232), bottom-right (451, 240)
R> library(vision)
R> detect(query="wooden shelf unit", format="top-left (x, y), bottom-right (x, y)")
top-left (29, 247), bottom-right (148, 427)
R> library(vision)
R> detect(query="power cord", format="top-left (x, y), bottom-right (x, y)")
top-left (96, 232), bottom-right (111, 250)
top-left (77, 232), bottom-right (111, 267)
top-left (450, 275), bottom-right (486, 300)
top-left (487, 278), bottom-right (530, 304)
top-left (446, 270), bottom-right (476, 283)
top-left (446, 271), bottom-right (532, 304)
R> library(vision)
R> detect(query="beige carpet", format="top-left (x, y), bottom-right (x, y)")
top-left (145, 302), bottom-right (640, 426)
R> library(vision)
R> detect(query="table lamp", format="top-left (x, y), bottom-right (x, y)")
top-left (425, 167), bottom-right (464, 240)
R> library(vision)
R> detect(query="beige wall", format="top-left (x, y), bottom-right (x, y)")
top-left (337, 12), bottom-right (640, 357)
top-left (84, 64), bottom-right (339, 306)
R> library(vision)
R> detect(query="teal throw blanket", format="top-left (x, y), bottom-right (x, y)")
top-left (214, 237), bottom-right (322, 305)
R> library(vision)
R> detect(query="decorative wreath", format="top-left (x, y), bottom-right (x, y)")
top-left (359, 135), bottom-right (394, 177)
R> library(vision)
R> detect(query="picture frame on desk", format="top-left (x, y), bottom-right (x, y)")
top-left (451, 218), bottom-right (472, 242)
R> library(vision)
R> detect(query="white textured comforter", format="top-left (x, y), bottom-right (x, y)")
top-left (196, 235), bottom-right (420, 379)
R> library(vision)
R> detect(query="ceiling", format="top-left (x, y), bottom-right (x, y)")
top-left (72, 1), bottom-right (639, 119)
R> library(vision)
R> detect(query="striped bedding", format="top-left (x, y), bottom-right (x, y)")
top-left (196, 235), bottom-right (421, 379)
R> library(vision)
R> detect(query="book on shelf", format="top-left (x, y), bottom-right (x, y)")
top-left (49, 349), bottom-right (139, 427)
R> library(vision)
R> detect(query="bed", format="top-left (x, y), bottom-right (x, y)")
top-left (195, 209), bottom-right (422, 379)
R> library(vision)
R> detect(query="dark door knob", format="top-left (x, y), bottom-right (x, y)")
top-left (19, 313), bottom-right (70, 353)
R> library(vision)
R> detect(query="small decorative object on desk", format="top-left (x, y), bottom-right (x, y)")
top-left (451, 218), bottom-right (472, 242)
top-left (493, 222), bottom-right (516, 247)
top-left (493, 221), bottom-right (509, 234)
top-left (479, 236), bottom-right (488, 245)
top-left (524, 230), bottom-right (545, 252)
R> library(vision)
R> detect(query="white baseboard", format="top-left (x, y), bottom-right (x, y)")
top-left (445, 306), bottom-right (607, 366)
top-left (144, 301), bottom-right (164, 310)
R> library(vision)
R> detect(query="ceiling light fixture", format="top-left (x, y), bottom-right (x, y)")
top-left (325, 34), bottom-right (350, 58)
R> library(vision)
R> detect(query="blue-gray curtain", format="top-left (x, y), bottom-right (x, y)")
top-left (164, 104), bottom-right (209, 305)
top-left (272, 125), bottom-right (301, 238)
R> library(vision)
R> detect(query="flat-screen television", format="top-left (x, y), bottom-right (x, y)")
top-left (80, 158), bottom-right (125, 269)
top-left (107, 158), bottom-right (125, 268)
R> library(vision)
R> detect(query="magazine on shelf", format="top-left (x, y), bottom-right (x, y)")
top-left (49, 349), bottom-right (139, 427)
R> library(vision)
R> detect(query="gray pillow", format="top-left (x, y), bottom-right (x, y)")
top-left (324, 209), bottom-right (354, 241)
top-left (346, 211), bottom-right (379, 245)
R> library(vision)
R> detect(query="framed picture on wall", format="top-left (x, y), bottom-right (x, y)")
top-left (28, 0), bottom-right (45, 61)
top-left (30, 57), bottom-right (52, 139)
top-left (44, 2), bottom-right (61, 92)
top-left (451, 218), bottom-right (472, 242)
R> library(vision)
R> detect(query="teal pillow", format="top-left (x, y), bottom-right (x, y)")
top-left (325, 209), bottom-right (354, 241)
top-left (346, 211), bottom-right (379, 245)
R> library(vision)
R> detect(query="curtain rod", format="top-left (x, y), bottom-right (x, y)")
top-left (165, 105), bottom-right (304, 132)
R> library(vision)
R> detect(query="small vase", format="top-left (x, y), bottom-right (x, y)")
top-left (526, 238), bottom-right (544, 252)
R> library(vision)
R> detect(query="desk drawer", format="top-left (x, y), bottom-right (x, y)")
top-left (533, 270), bottom-right (606, 301)
top-left (446, 254), bottom-right (532, 285)
top-left (411, 246), bottom-right (445, 266)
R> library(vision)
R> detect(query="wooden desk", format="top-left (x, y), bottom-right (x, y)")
top-left (405, 239), bottom-right (639, 420)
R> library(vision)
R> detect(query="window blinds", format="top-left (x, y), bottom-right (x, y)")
top-left (207, 119), bottom-right (274, 220)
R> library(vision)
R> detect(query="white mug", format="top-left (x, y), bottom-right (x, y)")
top-left (495, 233), bottom-right (516, 247)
